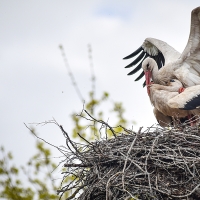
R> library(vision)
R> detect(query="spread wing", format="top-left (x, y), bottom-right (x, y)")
top-left (123, 38), bottom-right (181, 87)
top-left (180, 7), bottom-right (200, 76)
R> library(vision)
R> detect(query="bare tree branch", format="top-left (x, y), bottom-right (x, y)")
top-left (59, 45), bottom-right (84, 103)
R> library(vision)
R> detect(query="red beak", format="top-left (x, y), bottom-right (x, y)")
top-left (145, 70), bottom-right (151, 96)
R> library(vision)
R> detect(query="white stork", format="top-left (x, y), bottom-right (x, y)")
top-left (123, 7), bottom-right (200, 92)
top-left (149, 79), bottom-right (200, 126)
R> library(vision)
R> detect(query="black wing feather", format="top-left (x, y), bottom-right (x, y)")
top-left (133, 71), bottom-right (144, 80)
top-left (126, 60), bottom-right (143, 74)
top-left (127, 54), bottom-right (148, 76)
top-left (143, 81), bottom-right (146, 88)
top-left (160, 53), bottom-right (165, 66)
top-left (123, 45), bottom-right (165, 87)
top-left (153, 55), bottom-right (160, 69)
top-left (123, 46), bottom-right (143, 59)
top-left (180, 94), bottom-right (200, 110)
top-left (124, 52), bottom-right (146, 68)
top-left (157, 55), bottom-right (162, 69)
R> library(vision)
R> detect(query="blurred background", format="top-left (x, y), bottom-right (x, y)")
top-left (0, 0), bottom-right (200, 191)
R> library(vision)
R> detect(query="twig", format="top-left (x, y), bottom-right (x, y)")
top-left (24, 123), bottom-right (66, 156)
top-left (84, 109), bottom-right (116, 138)
top-left (122, 131), bottom-right (138, 189)
top-left (77, 132), bottom-right (93, 145)
top-left (106, 172), bottom-right (122, 200)
top-left (65, 185), bottom-right (85, 200)
top-left (59, 45), bottom-right (84, 103)
top-left (55, 114), bottom-right (200, 199)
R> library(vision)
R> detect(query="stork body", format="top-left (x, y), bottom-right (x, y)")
top-left (153, 108), bottom-right (173, 127)
top-left (149, 79), bottom-right (200, 126)
top-left (149, 80), bottom-right (189, 118)
top-left (123, 6), bottom-right (200, 126)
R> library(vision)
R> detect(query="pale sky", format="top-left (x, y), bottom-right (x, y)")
top-left (1, 0), bottom-right (200, 175)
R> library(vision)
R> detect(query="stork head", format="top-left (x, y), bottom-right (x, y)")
top-left (142, 57), bottom-right (157, 95)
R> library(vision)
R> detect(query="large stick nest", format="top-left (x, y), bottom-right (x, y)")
top-left (57, 111), bottom-right (200, 200)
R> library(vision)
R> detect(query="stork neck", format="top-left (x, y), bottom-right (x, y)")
top-left (151, 65), bottom-right (159, 83)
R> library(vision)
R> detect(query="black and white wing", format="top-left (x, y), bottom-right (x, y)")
top-left (123, 38), bottom-right (181, 87)
top-left (168, 85), bottom-right (200, 110)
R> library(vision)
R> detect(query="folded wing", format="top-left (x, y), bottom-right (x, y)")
top-left (168, 85), bottom-right (200, 110)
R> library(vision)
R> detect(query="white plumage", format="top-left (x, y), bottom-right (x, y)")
top-left (123, 7), bottom-right (200, 126)
top-left (124, 6), bottom-right (200, 88)
top-left (149, 79), bottom-right (200, 126)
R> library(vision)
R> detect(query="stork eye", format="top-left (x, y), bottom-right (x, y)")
top-left (147, 63), bottom-right (149, 69)
top-left (170, 79), bottom-right (175, 82)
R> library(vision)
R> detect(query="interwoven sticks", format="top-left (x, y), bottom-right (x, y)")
top-left (58, 112), bottom-right (200, 200)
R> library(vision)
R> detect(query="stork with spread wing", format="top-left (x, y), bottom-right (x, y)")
top-left (124, 7), bottom-right (200, 92)
top-left (123, 6), bottom-right (200, 126)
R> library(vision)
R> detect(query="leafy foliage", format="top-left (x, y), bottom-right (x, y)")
top-left (0, 141), bottom-right (57, 200)
top-left (72, 90), bottom-right (134, 141)
top-left (0, 90), bottom-right (132, 199)
top-left (0, 44), bottom-right (134, 199)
